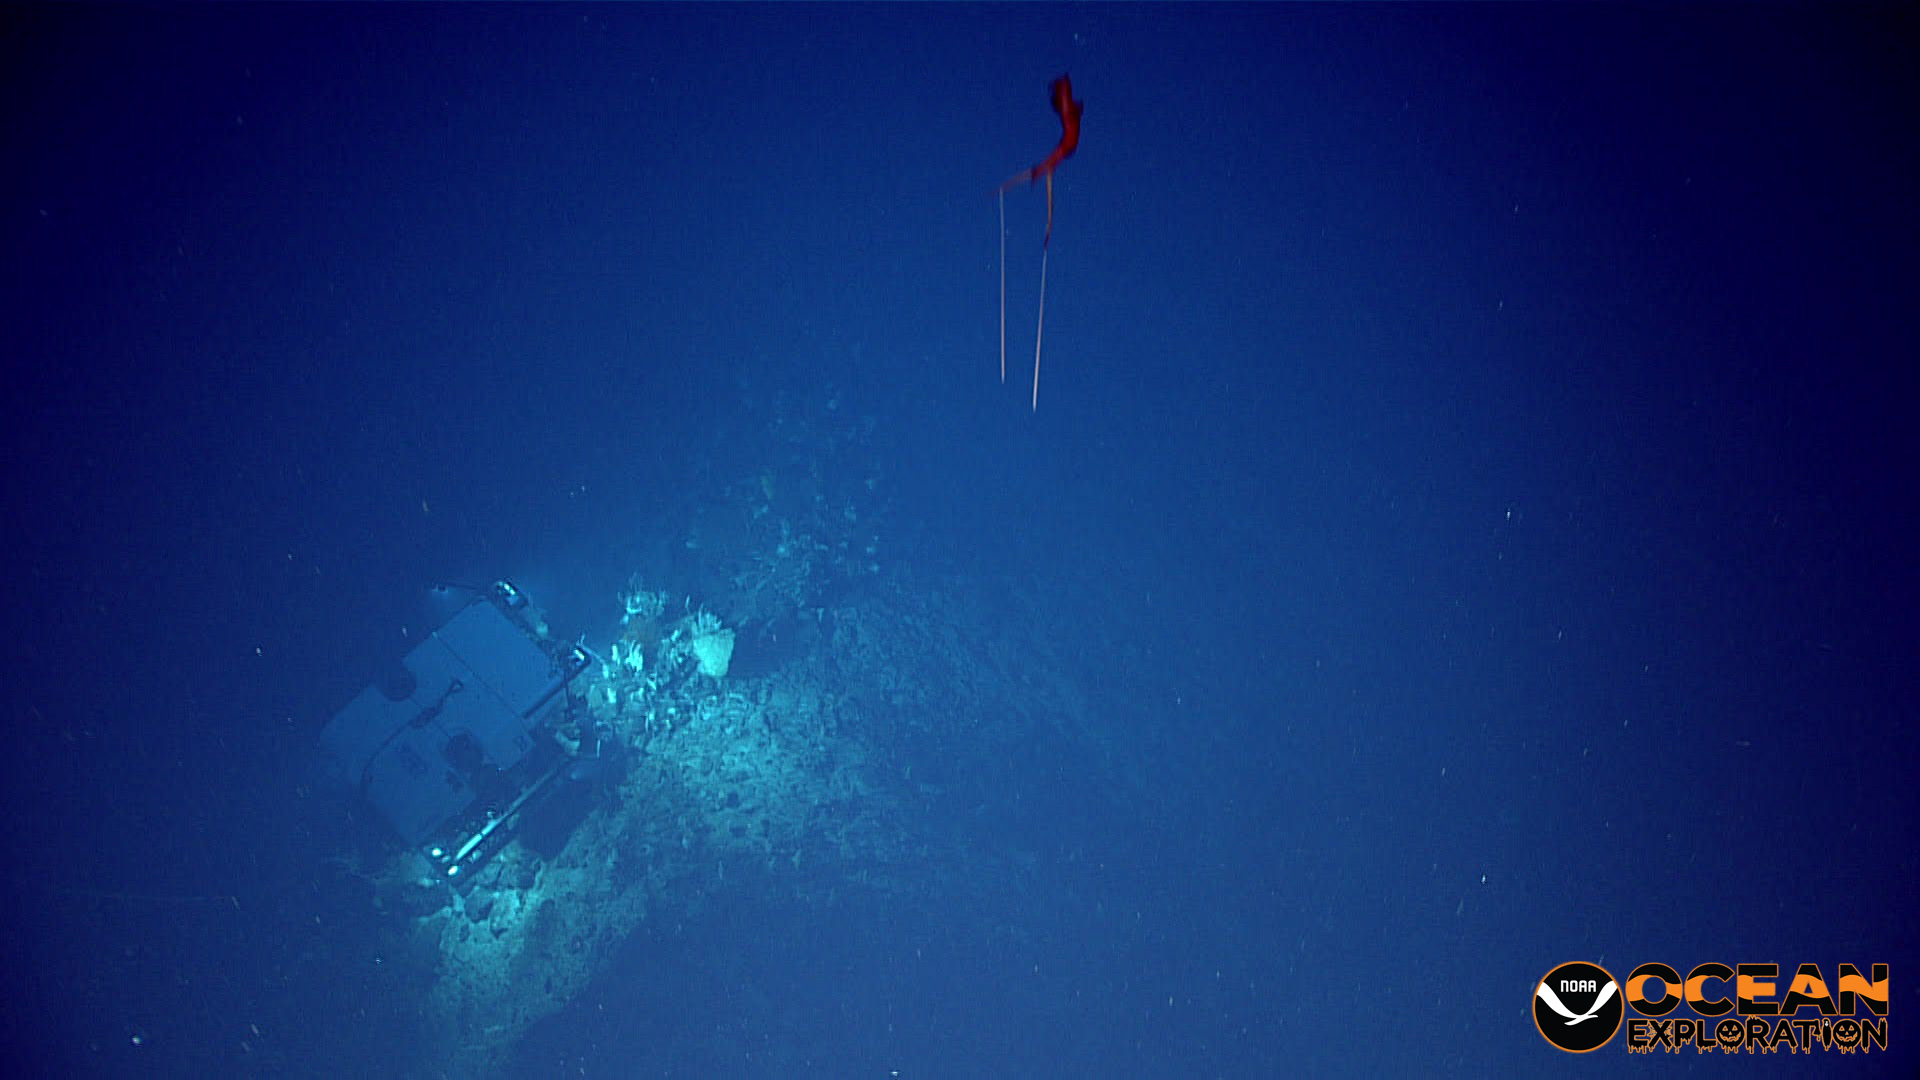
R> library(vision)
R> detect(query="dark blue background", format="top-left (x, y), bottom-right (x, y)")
top-left (4, 4), bottom-right (1913, 1076)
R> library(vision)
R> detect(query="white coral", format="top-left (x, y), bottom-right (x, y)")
top-left (621, 580), bottom-right (667, 622)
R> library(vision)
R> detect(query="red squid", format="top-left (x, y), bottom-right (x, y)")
top-left (1000, 75), bottom-right (1083, 411)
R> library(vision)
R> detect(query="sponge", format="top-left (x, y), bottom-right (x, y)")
top-left (688, 614), bottom-right (735, 679)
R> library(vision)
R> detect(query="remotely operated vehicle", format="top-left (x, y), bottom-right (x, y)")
top-left (320, 581), bottom-right (607, 883)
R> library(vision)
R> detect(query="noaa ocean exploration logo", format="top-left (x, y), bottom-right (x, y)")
top-left (1535, 961), bottom-right (1624, 1053)
top-left (1534, 958), bottom-right (1889, 1054)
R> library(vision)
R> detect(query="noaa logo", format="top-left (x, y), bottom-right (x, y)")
top-left (1535, 961), bottom-right (1624, 1052)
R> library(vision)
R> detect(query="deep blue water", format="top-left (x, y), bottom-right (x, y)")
top-left (3, 4), bottom-right (1914, 1077)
